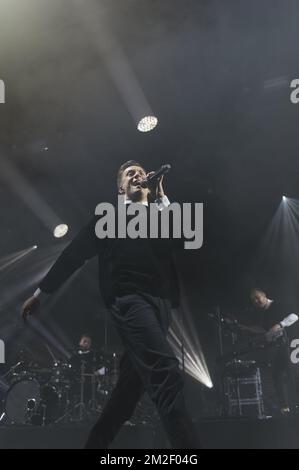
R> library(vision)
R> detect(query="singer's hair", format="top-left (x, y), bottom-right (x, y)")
top-left (117, 160), bottom-right (145, 190)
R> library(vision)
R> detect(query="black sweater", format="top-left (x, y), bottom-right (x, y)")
top-left (39, 208), bottom-right (181, 307)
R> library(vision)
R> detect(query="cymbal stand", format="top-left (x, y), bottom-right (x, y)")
top-left (55, 360), bottom-right (87, 423)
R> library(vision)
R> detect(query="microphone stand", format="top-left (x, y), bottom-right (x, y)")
top-left (215, 306), bottom-right (226, 417)
top-left (104, 307), bottom-right (108, 355)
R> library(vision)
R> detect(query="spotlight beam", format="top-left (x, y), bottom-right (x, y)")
top-left (0, 155), bottom-right (63, 232)
top-left (168, 309), bottom-right (213, 389)
top-left (0, 246), bottom-right (37, 273)
top-left (73, 0), bottom-right (155, 127)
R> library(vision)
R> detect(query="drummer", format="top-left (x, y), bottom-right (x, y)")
top-left (69, 334), bottom-right (97, 373)
top-left (79, 333), bottom-right (93, 356)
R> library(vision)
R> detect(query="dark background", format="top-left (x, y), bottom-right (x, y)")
top-left (1, 0), bottom-right (299, 414)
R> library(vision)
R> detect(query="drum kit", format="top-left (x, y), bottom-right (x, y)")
top-left (0, 350), bottom-right (119, 426)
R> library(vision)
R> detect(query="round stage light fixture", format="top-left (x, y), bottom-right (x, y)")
top-left (53, 224), bottom-right (69, 238)
top-left (137, 116), bottom-right (158, 132)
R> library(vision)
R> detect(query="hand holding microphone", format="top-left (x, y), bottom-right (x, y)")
top-left (141, 164), bottom-right (171, 188)
top-left (141, 164), bottom-right (171, 199)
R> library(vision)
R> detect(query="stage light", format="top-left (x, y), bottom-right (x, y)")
top-left (168, 309), bottom-right (213, 389)
top-left (169, 326), bottom-right (214, 389)
top-left (0, 246), bottom-right (39, 273)
top-left (53, 224), bottom-right (69, 238)
top-left (282, 196), bottom-right (287, 202)
top-left (137, 116), bottom-right (158, 133)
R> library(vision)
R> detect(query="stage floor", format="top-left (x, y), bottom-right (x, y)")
top-left (1, 416), bottom-right (299, 449)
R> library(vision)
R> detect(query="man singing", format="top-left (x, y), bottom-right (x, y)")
top-left (21, 161), bottom-right (200, 449)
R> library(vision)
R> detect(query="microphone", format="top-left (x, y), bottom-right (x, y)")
top-left (141, 164), bottom-right (171, 188)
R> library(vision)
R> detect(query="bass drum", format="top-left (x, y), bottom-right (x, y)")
top-left (5, 378), bottom-right (59, 425)
top-left (5, 378), bottom-right (40, 424)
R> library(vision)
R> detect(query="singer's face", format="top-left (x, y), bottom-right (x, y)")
top-left (119, 165), bottom-right (149, 201)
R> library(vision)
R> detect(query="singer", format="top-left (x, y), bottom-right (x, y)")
top-left (21, 160), bottom-right (200, 449)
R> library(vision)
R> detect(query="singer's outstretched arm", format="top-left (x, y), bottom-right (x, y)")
top-left (21, 215), bottom-right (99, 319)
top-left (39, 215), bottom-right (99, 294)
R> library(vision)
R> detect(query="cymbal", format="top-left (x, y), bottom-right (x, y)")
top-left (27, 367), bottom-right (52, 375)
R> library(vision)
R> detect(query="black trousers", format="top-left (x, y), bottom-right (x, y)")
top-left (85, 293), bottom-right (200, 449)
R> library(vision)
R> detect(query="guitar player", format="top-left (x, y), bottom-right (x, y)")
top-left (238, 288), bottom-right (299, 415)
